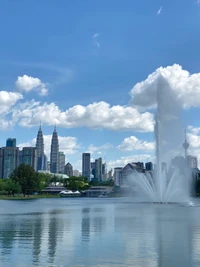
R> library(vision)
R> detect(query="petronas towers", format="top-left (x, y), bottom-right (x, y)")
top-left (36, 125), bottom-right (47, 171)
top-left (50, 127), bottom-right (59, 173)
top-left (36, 125), bottom-right (63, 174)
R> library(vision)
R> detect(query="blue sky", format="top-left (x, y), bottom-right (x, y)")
top-left (0, 0), bottom-right (200, 170)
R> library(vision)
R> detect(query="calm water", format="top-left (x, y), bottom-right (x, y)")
top-left (0, 198), bottom-right (199, 266)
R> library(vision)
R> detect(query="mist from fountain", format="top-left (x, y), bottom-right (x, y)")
top-left (130, 77), bottom-right (190, 203)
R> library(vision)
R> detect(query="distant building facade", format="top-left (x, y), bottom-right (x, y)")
top-left (114, 167), bottom-right (123, 186)
top-left (73, 169), bottom-right (81, 177)
top-left (0, 147), bottom-right (19, 178)
top-left (6, 138), bottom-right (16, 147)
top-left (58, 152), bottom-right (65, 173)
top-left (21, 147), bottom-right (37, 170)
top-left (95, 157), bottom-right (102, 182)
top-left (50, 127), bottom-right (59, 173)
top-left (82, 153), bottom-right (91, 181)
top-left (65, 162), bottom-right (73, 177)
top-left (145, 162), bottom-right (153, 171)
top-left (187, 155), bottom-right (198, 169)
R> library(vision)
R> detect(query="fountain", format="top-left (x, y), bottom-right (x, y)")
top-left (130, 77), bottom-right (190, 203)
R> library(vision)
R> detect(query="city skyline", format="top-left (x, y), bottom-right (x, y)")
top-left (0, 1), bottom-right (200, 171)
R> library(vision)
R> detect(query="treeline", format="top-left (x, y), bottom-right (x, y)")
top-left (0, 163), bottom-right (114, 197)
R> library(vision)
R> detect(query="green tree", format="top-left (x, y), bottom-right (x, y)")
top-left (10, 163), bottom-right (39, 196)
top-left (3, 179), bottom-right (21, 196)
top-left (64, 176), bottom-right (89, 191)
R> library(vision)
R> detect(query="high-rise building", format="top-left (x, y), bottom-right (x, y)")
top-left (50, 127), bottom-right (59, 173)
top-left (58, 151), bottom-right (65, 173)
top-left (187, 155), bottom-right (198, 169)
top-left (102, 163), bottom-right (107, 181)
top-left (145, 162), bottom-right (153, 171)
top-left (95, 157), bottom-right (102, 182)
top-left (65, 162), bottom-right (73, 177)
top-left (1, 147), bottom-right (19, 178)
top-left (36, 125), bottom-right (47, 171)
top-left (91, 162), bottom-right (95, 177)
top-left (21, 147), bottom-right (37, 170)
top-left (114, 167), bottom-right (123, 186)
top-left (82, 153), bottom-right (90, 181)
top-left (6, 138), bottom-right (16, 147)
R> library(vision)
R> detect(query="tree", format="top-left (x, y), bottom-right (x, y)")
top-left (64, 176), bottom-right (89, 191)
top-left (10, 163), bottom-right (39, 196)
top-left (3, 179), bottom-right (21, 196)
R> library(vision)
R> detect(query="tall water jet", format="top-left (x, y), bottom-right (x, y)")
top-left (129, 76), bottom-right (190, 203)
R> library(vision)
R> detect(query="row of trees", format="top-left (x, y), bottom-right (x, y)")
top-left (0, 163), bottom-right (90, 196)
top-left (0, 163), bottom-right (114, 197)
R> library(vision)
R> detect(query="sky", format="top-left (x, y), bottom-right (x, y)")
top-left (1, 0), bottom-right (200, 171)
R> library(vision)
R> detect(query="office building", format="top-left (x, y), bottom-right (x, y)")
top-left (58, 151), bottom-right (65, 173)
top-left (145, 162), bottom-right (153, 171)
top-left (187, 155), bottom-right (198, 169)
top-left (1, 147), bottom-right (19, 178)
top-left (21, 147), bottom-right (37, 170)
top-left (95, 157), bottom-right (102, 182)
top-left (50, 127), bottom-right (59, 173)
top-left (82, 153), bottom-right (90, 181)
top-left (114, 167), bottom-right (123, 186)
top-left (6, 138), bottom-right (16, 147)
top-left (65, 162), bottom-right (73, 177)
top-left (73, 169), bottom-right (81, 177)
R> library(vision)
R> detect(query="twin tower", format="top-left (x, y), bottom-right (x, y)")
top-left (36, 125), bottom-right (59, 173)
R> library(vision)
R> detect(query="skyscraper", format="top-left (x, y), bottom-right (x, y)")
top-left (58, 151), bottom-right (65, 173)
top-left (95, 157), bottom-right (102, 182)
top-left (6, 138), bottom-right (16, 147)
top-left (50, 127), bottom-right (59, 173)
top-left (64, 162), bottom-right (73, 177)
top-left (82, 153), bottom-right (90, 181)
top-left (1, 147), bottom-right (19, 178)
top-left (21, 147), bottom-right (37, 170)
top-left (36, 125), bottom-right (47, 171)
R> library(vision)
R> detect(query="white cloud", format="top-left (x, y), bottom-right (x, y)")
top-left (87, 143), bottom-right (113, 154)
top-left (18, 135), bottom-right (79, 159)
top-left (16, 75), bottom-right (48, 96)
top-left (108, 154), bottom-right (153, 170)
top-left (130, 64), bottom-right (200, 109)
top-left (118, 136), bottom-right (155, 151)
top-left (93, 33), bottom-right (100, 39)
top-left (92, 33), bottom-right (100, 49)
top-left (0, 91), bottom-right (23, 115)
top-left (157, 6), bottom-right (162, 15)
top-left (13, 101), bottom-right (154, 132)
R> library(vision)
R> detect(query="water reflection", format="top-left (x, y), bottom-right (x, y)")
top-left (0, 199), bottom-right (199, 266)
top-left (32, 217), bottom-right (43, 265)
top-left (81, 208), bottom-right (90, 242)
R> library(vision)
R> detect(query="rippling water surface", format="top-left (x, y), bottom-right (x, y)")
top-left (0, 197), bottom-right (200, 266)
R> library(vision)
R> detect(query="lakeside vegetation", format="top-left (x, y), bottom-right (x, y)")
top-left (0, 163), bottom-right (114, 200)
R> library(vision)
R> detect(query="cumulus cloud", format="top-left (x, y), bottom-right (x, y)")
top-left (16, 75), bottom-right (48, 96)
top-left (87, 143), bottom-right (113, 154)
top-left (108, 154), bottom-right (153, 170)
top-left (130, 64), bottom-right (200, 109)
top-left (18, 135), bottom-right (79, 158)
top-left (118, 136), bottom-right (155, 151)
top-left (0, 91), bottom-right (23, 115)
top-left (13, 101), bottom-right (154, 132)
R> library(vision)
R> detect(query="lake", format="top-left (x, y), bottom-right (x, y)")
top-left (0, 197), bottom-right (199, 266)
